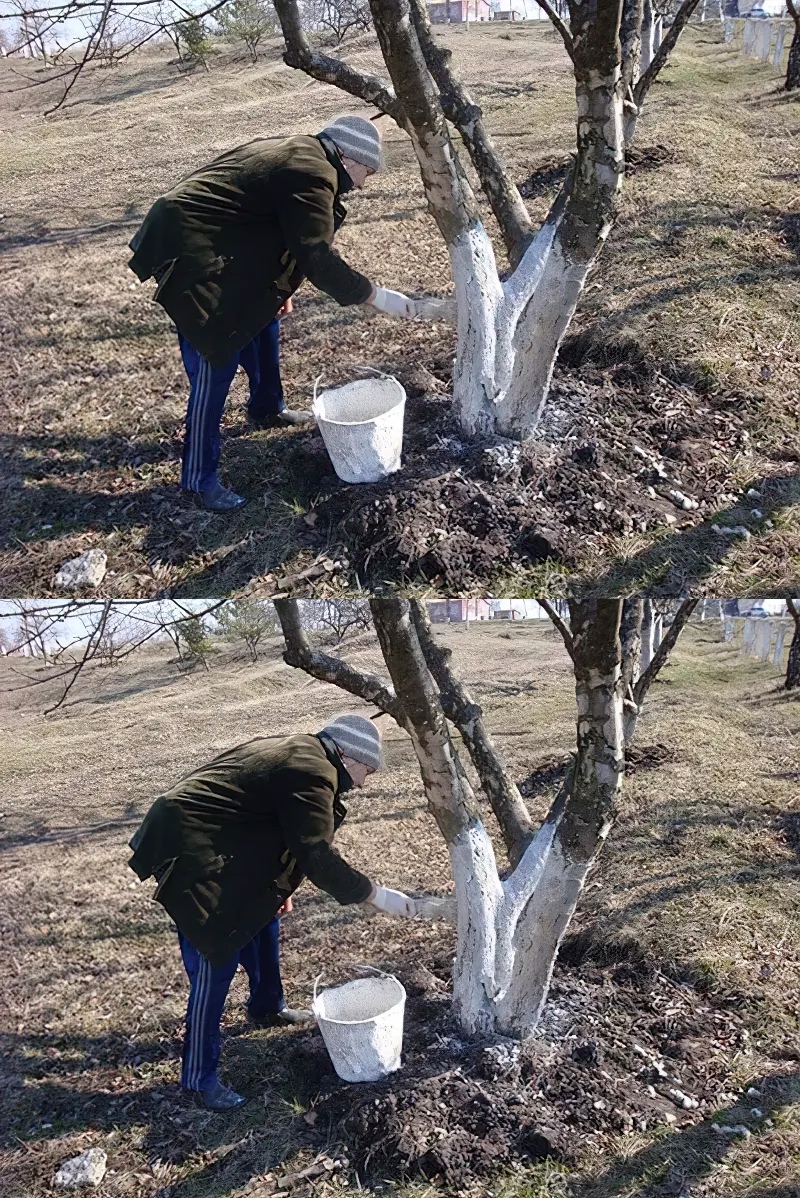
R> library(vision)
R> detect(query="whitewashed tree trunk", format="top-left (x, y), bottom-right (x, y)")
top-left (653, 612), bottom-right (664, 651)
top-left (653, 14), bottom-right (663, 48)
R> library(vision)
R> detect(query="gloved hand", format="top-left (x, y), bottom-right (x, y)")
top-left (368, 885), bottom-right (417, 918)
top-left (369, 286), bottom-right (416, 319)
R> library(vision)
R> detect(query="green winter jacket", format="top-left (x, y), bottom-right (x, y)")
top-left (128, 733), bottom-right (372, 966)
top-left (128, 134), bottom-right (373, 367)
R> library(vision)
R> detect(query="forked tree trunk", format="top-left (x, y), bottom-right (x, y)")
top-left (450, 0), bottom-right (625, 438)
top-left (372, 598), bottom-right (624, 1038)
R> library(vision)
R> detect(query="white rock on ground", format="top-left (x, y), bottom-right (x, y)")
top-left (54, 1148), bottom-right (108, 1188)
top-left (54, 549), bottom-right (108, 590)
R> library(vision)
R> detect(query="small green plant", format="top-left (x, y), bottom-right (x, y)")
top-left (176, 617), bottom-right (213, 670)
top-left (216, 599), bottom-right (278, 662)
top-left (176, 17), bottom-right (213, 71)
top-left (217, 0), bottom-right (276, 62)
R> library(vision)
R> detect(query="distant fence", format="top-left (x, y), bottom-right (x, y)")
top-left (723, 615), bottom-right (794, 669)
top-left (733, 17), bottom-right (793, 69)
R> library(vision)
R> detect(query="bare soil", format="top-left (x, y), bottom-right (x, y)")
top-left (1, 26), bottom-right (799, 596)
top-left (1, 623), bottom-right (798, 1198)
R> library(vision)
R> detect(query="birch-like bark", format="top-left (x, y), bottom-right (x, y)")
top-left (620, 598), bottom-right (643, 744)
top-left (368, 597), bottom-right (505, 1034)
top-left (493, 599), bottom-right (625, 1036)
top-left (409, 0), bottom-right (534, 263)
top-left (632, 598), bottom-right (698, 709)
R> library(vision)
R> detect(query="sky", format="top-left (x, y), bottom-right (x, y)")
top-left (0, 600), bottom-right (219, 651)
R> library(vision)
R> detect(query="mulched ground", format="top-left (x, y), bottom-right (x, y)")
top-left (249, 346), bottom-right (758, 594)
top-left (241, 945), bottom-right (760, 1193)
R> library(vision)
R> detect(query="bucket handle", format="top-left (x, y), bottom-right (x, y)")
top-left (312, 965), bottom-right (400, 1008)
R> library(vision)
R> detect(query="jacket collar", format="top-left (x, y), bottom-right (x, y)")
top-left (317, 733), bottom-right (354, 796)
top-left (317, 134), bottom-right (354, 197)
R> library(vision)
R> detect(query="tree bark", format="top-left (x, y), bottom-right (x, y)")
top-left (633, 598), bottom-right (698, 709)
top-left (787, 0), bottom-right (800, 91)
top-left (494, 599), bottom-right (624, 1036)
top-left (785, 599), bottom-right (800, 689)
top-left (410, 600), bottom-right (534, 864)
top-left (620, 598), bottom-right (643, 744)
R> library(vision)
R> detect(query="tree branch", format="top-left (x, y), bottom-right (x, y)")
top-left (539, 599), bottom-right (575, 662)
top-left (408, 0), bottom-right (534, 265)
top-left (410, 600), bottom-right (534, 866)
top-left (632, 597), bottom-right (698, 708)
top-left (274, 598), bottom-right (406, 724)
top-left (633, 0), bottom-right (703, 109)
top-left (273, 0), bottom-right (405, 121)
top-left (534, 0), bottom-right (577, 63)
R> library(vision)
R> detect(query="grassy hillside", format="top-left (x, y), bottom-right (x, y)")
top-left (0, 25), bottom-right (798, 596)
top-left (0, 623), bottom-right (798, 1196)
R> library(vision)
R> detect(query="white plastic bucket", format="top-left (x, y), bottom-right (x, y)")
top-left (312, 972), bottom-right (406, 1083)
top-left (312, 375), bottom-right (406, 484)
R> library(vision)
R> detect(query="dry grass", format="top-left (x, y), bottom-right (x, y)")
top-left (0, 26), bottom-right (798, 595)
top-left (1, 622), bottom-right (798, 1197)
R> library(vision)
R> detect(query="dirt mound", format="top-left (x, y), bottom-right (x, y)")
top-left (288, 353), bottom-right (750, 592)
top-left (274, 957), bottom-right (752, 1192)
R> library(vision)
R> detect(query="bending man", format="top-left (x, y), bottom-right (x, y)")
top-left (128, 714), bottom-right (416, 1110)
top-left (129, 115), bottom-right (416, 510)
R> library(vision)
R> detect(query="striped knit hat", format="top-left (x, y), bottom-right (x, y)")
top-left (319, 714), bottom-right (383, 771)
top-left (318, 115), bottom-right (383, 173)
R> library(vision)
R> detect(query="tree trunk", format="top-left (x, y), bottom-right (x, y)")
top-left (620, 599), bottom-right (643, 745)
top-left (456, 0), bottom-right (625, 438)
top-left (370, 597), bottom-right (624, 1039)
top-left (787, 4), bottom-right (800, 91)
top-left (786, 600), bottom-right (800, 689)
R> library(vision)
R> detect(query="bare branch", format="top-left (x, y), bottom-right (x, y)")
top-left (633, 0), bottom-right (703, 109)
top-left (533, 0), bottom-right (576, 63)
top-left (370, 597), bottom-right (482, 844)
top-left (539, 599), bottom-right (575, 662)
top-left (274, 598), bottom-right (406, 723)
top-left (632, 597), bottom-right (698, 708)
top-left (273, 0), bottom-right (404, 120)
top-left (408, 0), bottom-right (534, 265)
top-left (410, 600), bottom-right (534, 866)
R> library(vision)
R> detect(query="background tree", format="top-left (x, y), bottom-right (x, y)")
top-left (312, 598), bottom-right (372, 644)
top-left (177, 15), bottom-right (213, 70)
top-left (176, 615), bottom-right (214, 669)
top-left (785, 599), bottom-right (800, 690)
top-left (218, 0), bottom-right (277, 62)
top-left (302, 0), bottom-right (372, 44)
top-left (216, 599), bottom-right (278, 661)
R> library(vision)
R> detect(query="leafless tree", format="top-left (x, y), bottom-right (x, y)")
top-left (302, 0), bottom-right (371, 44)
top-left (0, 600), bottom-right (227, 711)
top-left (273, 597), bottom-right (659, 1038)
top-left (312, 598), bottom-right (372, 644)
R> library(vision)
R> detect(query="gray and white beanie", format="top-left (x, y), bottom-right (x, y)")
top-left (318, 714), bottom-right (383, 772)
top-left (318, 115), bottom-right (383, 174)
